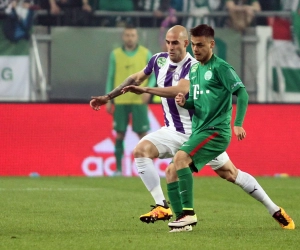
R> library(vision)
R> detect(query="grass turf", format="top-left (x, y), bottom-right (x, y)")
top-left (0, 177), bottom-right (299, 250)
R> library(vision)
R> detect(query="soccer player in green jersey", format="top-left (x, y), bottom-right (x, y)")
top-left (97, 24), bottom-right (156, 177)
top-left (167, 24), bottom-right (295, 231)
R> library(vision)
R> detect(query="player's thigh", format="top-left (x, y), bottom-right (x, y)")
top-left (207, 151), bottom-right (230, 170)
top-left (131, 104), bottom-right (150, 133)
top-left (180, 130), bottom-right (230, 172)
top-left (141, 127), bottom-right (189, 159)
top-left (113, 105), bottom-right (130, 132)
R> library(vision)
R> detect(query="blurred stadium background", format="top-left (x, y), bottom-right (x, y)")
top-left (1, 1), bottom-right (300, 177)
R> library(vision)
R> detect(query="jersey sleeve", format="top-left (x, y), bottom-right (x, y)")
top-left (145, 51), bottom-right (156, 87)
top-left (143, 53), bottom-right (158, 76)
top-left (234, 87), bottom-right (248, 126)
top-left (105, 51), bottom-right (116, 93)
top-left (217, 63), bottom-right (245, 93)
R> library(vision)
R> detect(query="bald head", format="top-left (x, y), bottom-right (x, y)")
top-left (165, 25), bottom-right (189, 63)
top-left (166, 25), bottom-right (188, 40)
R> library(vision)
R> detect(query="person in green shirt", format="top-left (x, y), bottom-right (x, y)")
top-left (167, 24), bottom-right (295, 231)
top-left (103, 24), bottom-right (156, 176)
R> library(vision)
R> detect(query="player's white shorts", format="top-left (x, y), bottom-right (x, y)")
top-left (141, 127), bottom-right (230, 170)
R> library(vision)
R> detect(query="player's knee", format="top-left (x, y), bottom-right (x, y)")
top-left (133, 144), bottom-right (145, 158)
top-left (165, 164), bottom-right (177, 183)
top-left (133, 140), bottom-right (157, 158)
top-left (173, 151), bottom-right (191, 169)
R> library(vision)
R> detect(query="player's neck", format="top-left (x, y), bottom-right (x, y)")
top-left (200, 53), bottom-right (213, 65)
top-left (124, 44), bottom-right (138, 51)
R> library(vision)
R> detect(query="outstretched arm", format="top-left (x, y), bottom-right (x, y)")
top-left (90, 70), bottom-right (149, 111)
top-left (122, 79), bottom-right (190, 98)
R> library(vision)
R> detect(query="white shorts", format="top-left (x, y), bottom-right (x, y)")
top-left (141, 127), bottom-right (230, 170)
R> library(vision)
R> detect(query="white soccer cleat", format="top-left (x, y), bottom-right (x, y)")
top-left (168, 214), bottom-right (197, 228)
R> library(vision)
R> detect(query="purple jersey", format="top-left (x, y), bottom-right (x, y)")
top-left (144, 52), bottom-right (198, 135)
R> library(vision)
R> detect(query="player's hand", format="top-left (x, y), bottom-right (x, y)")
top-left (234, 126), bottom-right (246, 141)
top-left (175, 93), bottom-right (186, 106)
top-left (90, 95), bottom-right (109, 111)
top-left (122, 85), bottom-right (146, 95)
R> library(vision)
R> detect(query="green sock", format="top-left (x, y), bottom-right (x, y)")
top-left (177, 167), bottom-right (194, 209)
top-left (167, 181), bottom-right (182, 218)
top-left (115, 139), bottom-right (124, 172)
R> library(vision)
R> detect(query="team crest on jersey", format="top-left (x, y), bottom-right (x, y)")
top-left (173, 72), bottom-right (180, 81)
top-left (157, 57), bottom-right (167, 67)
top-left (190, 63), bottom-right (199, 73)
top-left (204, 70), bottom-right (212, 80)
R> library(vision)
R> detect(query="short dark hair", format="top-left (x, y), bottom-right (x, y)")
top-left (190, 24), bottom-right (214, 38)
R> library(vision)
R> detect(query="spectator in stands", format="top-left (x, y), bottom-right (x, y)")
top-left (39, 0), bottom-right (92, 26)
top-left (134, 0), bottom-right (182, 27)
top-left (225, 0), bottom-right (261, 32)
top-left (182, 0), bottom-right (225, 30)
top-left (97, 0), bottom-right (134, 27)
top-left (2, 0), bottom-right (36, 42)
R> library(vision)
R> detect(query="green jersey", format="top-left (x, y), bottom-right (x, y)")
top-left (184, 54), bottom-right (245, 136)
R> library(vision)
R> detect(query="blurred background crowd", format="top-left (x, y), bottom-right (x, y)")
top-left (0, 0), bottom-right (299, 104)
top-left (0, 0), bottom-right (298, 30)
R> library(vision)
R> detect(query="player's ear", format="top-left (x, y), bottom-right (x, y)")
top-left (184, 39), bottom-right (189, 48)
top-left (210, 40), bottom-right (215, 49)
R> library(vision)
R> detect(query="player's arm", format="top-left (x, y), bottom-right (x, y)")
top-left (175, 80), bottom-right (195, 109)
top-left (147, 79), bottom-right (190, 98)
top-left (90, 70), bottom-right (149, 111)
top-left (233, 87), bottom-right (248, 141)
top-left (234, 87), bottom-right (248, 126)
top-left (106, 70), bottom-right (149, 100)
top-left (123, 78), bottom-right (189, 98)
top-left (105, 50), bottom-right (153, 100)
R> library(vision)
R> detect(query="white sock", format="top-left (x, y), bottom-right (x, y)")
top-left (135, 157), bottom-right (166, 206)
top-left (235, 169), bottom-right (279, 215)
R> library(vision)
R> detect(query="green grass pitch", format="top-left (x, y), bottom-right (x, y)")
top-left (0, 176), bottom-right (299, 250)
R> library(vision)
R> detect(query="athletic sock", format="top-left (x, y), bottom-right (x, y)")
top-left (182, 209), bottom-right (195, 216)
top-left (115, 139), bottom-right (124, 172)
top-left (235, 169), bottom-right (279, 215)
top-left (167, 181), bottom-right (182, 218)
top-left (135, 157), bottom-right (166, 206)
top-left (177, 167), bottom-right (194, 209)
